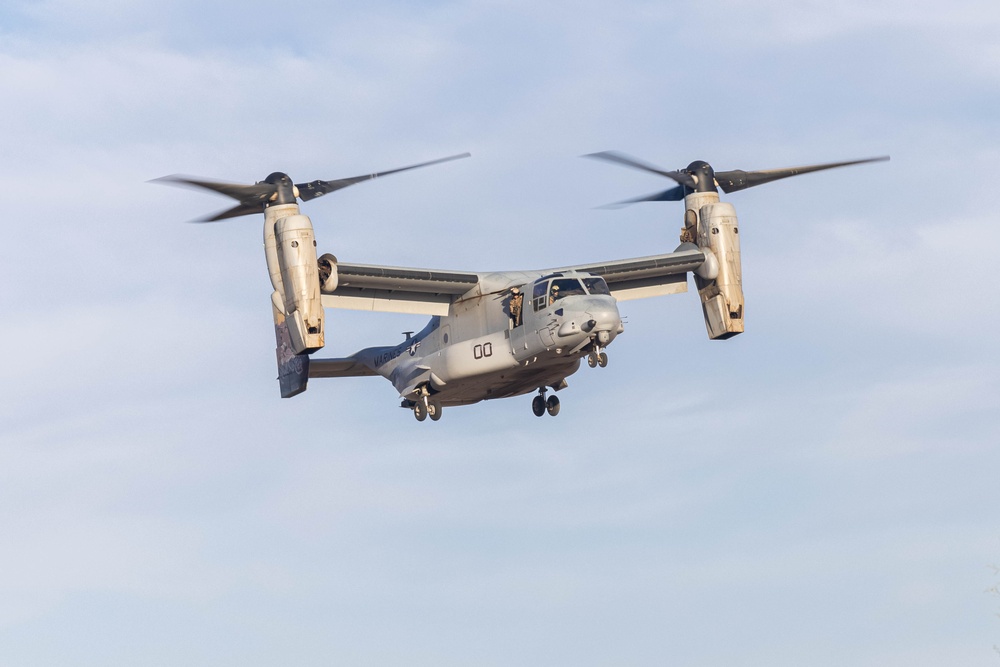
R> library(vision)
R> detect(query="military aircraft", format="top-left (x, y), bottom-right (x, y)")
top-left (156, 151), bottom-right (887, 421)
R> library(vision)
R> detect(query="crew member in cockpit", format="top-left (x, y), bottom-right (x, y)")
top-left (549, 283), bottom-right (560, 306)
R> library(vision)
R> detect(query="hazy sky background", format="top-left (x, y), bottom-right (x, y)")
top-left (1, 1), bottom-right (998, 665)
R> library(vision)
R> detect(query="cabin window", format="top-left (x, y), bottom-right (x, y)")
top-left (532, 280), bottom-right (548, 312)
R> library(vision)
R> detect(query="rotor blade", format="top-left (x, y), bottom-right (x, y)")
top-left (583, 151), bottom-right (697, 188)
top-left (195, 202), bottom-right (267, 222)
top-left (152, 175), bottom-right (277, 205)
top-left (715, 156), bottom-right (890, 193)
top-left (296, 152), bottom-right (471, 202)
top-left (598, 186), bottom-right (686, 209)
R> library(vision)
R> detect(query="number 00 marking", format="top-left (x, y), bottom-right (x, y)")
top-left (473, 343), bottom-right (493, 359)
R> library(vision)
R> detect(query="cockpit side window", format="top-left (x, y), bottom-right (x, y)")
top-left (583, 277), bottom-right (611, 296)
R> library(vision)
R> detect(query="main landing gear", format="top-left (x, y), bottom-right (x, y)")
top-left (410, 389), bottom-right (443, 422)
top-left (532, 387), bottom-right (560, 417)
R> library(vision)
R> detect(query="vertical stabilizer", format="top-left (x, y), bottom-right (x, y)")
top-left (274, 308), bottom-right (311, 398)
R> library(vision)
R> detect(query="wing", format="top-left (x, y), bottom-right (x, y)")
top-left (322, 263), bottom-right (481, 316)
top-left (321, 244), bottom-right (706, 314)
top-left (557, 243), bottom-right (705, 301)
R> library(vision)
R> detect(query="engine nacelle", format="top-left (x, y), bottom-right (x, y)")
top-left (693, 200), bottom-right (744, 340)
top-left (277, 214), bottom-right (324, 353)
top-left (264, 211), bottom-right (325, 355)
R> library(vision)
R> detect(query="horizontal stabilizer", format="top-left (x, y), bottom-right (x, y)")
top-left (309, 356), bottom-right (378, 378)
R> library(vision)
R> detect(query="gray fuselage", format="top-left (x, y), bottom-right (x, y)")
top-left (354, 271), bottom-right (622, 406)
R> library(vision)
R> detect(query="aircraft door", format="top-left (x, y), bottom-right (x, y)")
top-left (510, 279), bottom-right (553, 361)
top-left (511, 317), bottom-right (530, 359)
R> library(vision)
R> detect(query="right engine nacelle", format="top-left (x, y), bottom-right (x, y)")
top-left (694, 201), bottom-right (744, 340)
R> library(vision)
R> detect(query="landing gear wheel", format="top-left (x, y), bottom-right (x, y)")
top-left (587, 352), bottom-right (598, 368)
top-left (413, 401), bottom-right (427, 422)
top-left (532, 395), bottom-right (545, 417)
top-left (546, 395), bottom-right (560, 416)
top-left (598, 352), bottom-right (608, 368)
top-left (428, 398), bottom-right (443, 421)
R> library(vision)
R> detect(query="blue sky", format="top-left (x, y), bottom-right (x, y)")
top-left (1, 1), bottom-right (998, 665)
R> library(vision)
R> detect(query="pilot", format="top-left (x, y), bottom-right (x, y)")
top-left (509, 287), bottom-right (523, 327)
top-left (549, 283), bottom-right (560, 305)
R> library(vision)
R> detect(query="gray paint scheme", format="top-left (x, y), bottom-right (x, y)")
top-left (158, 151), bottom-right (886, 420)
top-left (306, 248), bottom-right (694, 411)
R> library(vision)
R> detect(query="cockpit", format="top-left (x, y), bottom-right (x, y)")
top-left (531, 274), bottom-right (611, 312)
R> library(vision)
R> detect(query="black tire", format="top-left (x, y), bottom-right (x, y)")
top-left (428, 398), bottom-right (443, 421)
top-left (587, 353), bottom-right (598, 368)
top-left (414, 401), bottom-right (428, 421)
top-left (546, 395), bottom-right (560, 417)
top-left (598, 352), bottom-right (608, 368)
top-left (532, 395), bottom-right (545, 417)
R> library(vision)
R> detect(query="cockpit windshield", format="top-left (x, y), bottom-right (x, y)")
top-left (582, 277), bottom-right (611, 296)
top-left (548, 278), bottom-right (587, 304)
top-left (533, 275), bottom-right (612, 311)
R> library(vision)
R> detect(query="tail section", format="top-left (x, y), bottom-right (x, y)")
top-left (153, 158), bottom-right (471, 400)
top-left (274, 309), bottom-right (310, 398)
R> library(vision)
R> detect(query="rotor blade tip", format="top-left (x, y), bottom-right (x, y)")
top-left (149, 174), bottom-right (182, 185)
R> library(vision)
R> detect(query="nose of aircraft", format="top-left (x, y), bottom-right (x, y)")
top-left (583, 296), bottom-right (622, 343)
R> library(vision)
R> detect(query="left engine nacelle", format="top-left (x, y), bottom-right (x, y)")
top-left (273, 214), bottom-right (325, 354)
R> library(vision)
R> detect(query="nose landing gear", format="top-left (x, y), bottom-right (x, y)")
top-left (587, 347), bottom-right (609, 368)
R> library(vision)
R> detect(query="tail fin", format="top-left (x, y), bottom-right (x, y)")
top-left (274, 309), bottom-right (310, 398)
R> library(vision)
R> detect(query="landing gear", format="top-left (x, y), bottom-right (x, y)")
top-left (587, 348), bottom-right (609, 368)
top-left (532, 387), bottom-right (560, 417)
top-left (532, 395), bottom-right (545, 417)
top-left (411, 388), bottom-right (443, 422)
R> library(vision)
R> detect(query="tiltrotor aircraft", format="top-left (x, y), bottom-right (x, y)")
top-left (157, 151), bottom-right (887, 421)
